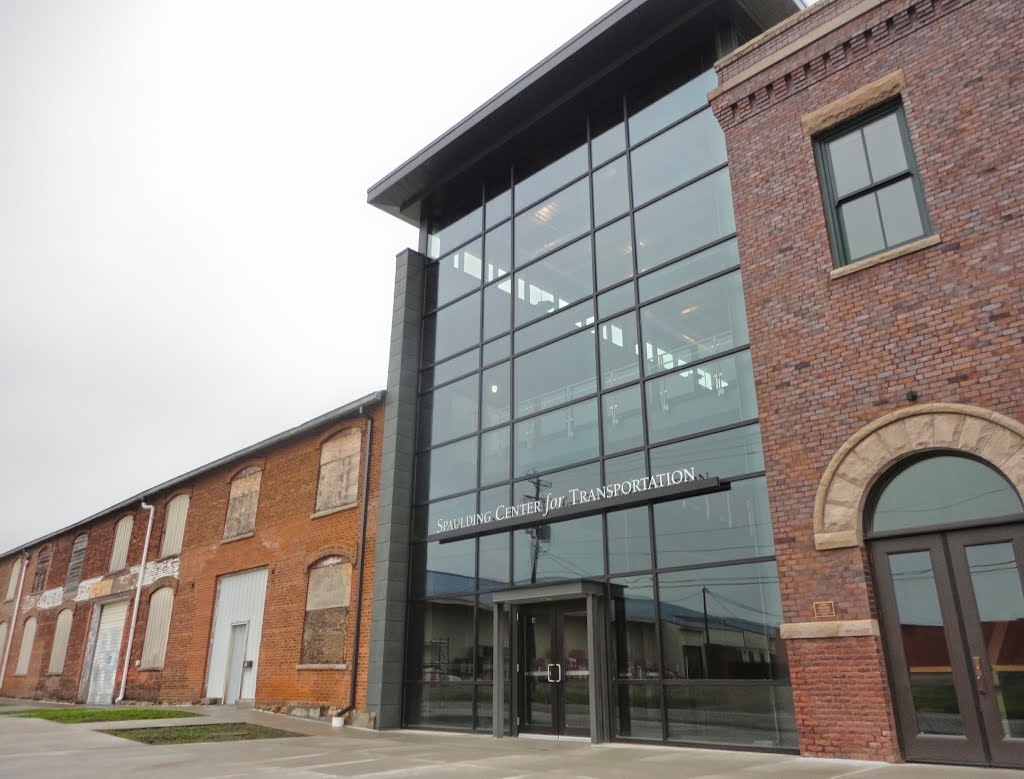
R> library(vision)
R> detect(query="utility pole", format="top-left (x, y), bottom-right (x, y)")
top-left (524, 474), bottom-right (551, 584)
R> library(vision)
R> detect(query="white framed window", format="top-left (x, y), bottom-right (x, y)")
top-left (5, 557), bottom-right (22, 601)
top-left (140, 587), bottom-right (174, 670)
top-left (109, 515), bottom-right (134, 573)
top-left (160, 494), bottom-right (189, 558)
top-left (48, 609), bottom-right (74, 675)
top-left (14, 617), bottom-right (37, 676)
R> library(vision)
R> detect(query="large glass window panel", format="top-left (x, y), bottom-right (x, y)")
top-left (514, 237), bottom-right (593, 326)
top-left (485, 222), bottom-right (512, 281)
top-left (614, 684), bottom-right (663, 740)
top-left (421, 348), bottom-right (478, 390)
top-left (644, 351), bottom-right (759, 444)
top-left (514, 330), bottom-right (596, 417)
top-left (634, 168), bottom-right (735, 273)
top-left (478, 534), bottom-right (510, 591)
top-left (514, 179), bottom-right (591, 267)
top-left (514, 300), bottom-right (594, 354)
top-left (602, 385), bottom-right (645, 455)
top-left (611, 575), bottom-right (658, 677)
top-left (641, 272), bottom-right (749, 376)
top-left (839, 191), bottom-right (886, 261)
top-left (872, 456), bottom-right (1023, 533)
top-left (513, 399), bottom-right (599, 478)
top-left (592, 119), bottom-right (626, 167)
top-left (607, 511), bottom-right (652, 575)
top-left (482, 335), bottom-right (510, 366)
top-left (417, 494), bottom-right (476, 540)
top-left (412, 540), bottom-right (476, 598)
top-left (631, 109), bottom-right (727, 206)
top-left (604, 452), bottom-right (647, 484)
top-left (428, 203), bottom-right (483, 260)
top-left (425, 240), bottom-right (482, 311)
top-left (658, 561), bottom-right (787, 682)
top-left (419, 374), bottom-right (479, 449)
top-left (483, 278), bottom-right (512, 340)
top-left (655, 477), bottom-right (774, 568)
top-left (888, 550), bottom-right (964, 735)
top-left (479, 484), bottom-right (510, 518)
top-left (514, 462), bottom-right (601, 509)
top-left (515, 142), bottom-right (587, 212)
top-left (404, 683), bottom-right (475, 730)
top-left (595, 217), bottom-right (635, 290)
top-left (513, 514), bottom-right (603, 585)
top-left (416, 437), bottom-right (477, 502)
top-left (599, 313), bottom-right (641, 389)
top-left (638, 239), bottom-right (740, 303)
top-left (593, 156), bottom-right (630, 226)
top-left (422, 292), bottom-right (481, 365)
top-left (877, 178), bottom-right (925, 247)
top-left (480, 427), bottom-right (511, 486)
top-left (598, 283), bottom-right (635, 320)
top-left (650, 423), bottom-right (765, 481)
top-left (481, 362), bottom-right (510, 428)
top-left (486, 188), bottom-right (511, 229)
top-left (406, 598), bottom-right (476, 681)
top-left (628, 68), bottom-right (717, 144)
top-left (827, 130), bottom-right (871, 199)
top-left (863, 113), bottom-right (909, 182)
top-left (665, 684), bottom-right (797, 748)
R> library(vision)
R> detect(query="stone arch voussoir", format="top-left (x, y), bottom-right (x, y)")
top-left (813, 403), bottom-right (1024, 550)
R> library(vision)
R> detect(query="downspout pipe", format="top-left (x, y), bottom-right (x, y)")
top-left (0, 551), bottom-right (30, 691)
top-left (115, 499), bottom-right (155, 704)
top-left (335, 406), bottom-right (374, 722)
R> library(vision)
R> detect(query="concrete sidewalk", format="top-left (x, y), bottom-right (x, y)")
top-left (0, 698), bottom-right (1019, 778)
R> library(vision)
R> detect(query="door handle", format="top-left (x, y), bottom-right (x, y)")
top-left (549, 663), bottom-right (562, 683)
top-left (972, 656), bottom-right (986, 694)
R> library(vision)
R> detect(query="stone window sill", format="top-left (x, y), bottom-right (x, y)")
top-left (309, 504), bottom-right (358, 521)
top-left (829, 234), bottom-right (941, 279)
top-left (221, 531), bottom-right (255, 545)
top-left (296, 663), bottom-right (347, 671)
top-left (139, 666), bottom-right (164, 672)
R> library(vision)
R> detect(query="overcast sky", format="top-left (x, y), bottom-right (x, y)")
top-left (0, 0), bottom-right (641, 552)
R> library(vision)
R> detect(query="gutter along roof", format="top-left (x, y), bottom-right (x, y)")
top-left (0, 391), bottom-right (385, 559)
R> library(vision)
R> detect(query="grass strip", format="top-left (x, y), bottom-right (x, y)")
top-left (0, 708), bottom-right (200, 724)
top-left (99, 722), bottom-right (305, 745)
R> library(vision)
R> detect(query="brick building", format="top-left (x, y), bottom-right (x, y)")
top-left (0, 392), bottom-right (383, 722)
top-left (366, 0), bottom-right (1024, 770)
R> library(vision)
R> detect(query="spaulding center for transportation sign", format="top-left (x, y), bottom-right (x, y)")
top-left (432, 467), bottom-right (729, 543)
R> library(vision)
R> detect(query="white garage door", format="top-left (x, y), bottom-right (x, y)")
top-left (86, 600), bottom-right (128, 705)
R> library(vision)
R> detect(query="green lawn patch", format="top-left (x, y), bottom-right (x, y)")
top-left (0, 708), bottom-right (200, 724)
top-left (99, 722), bottom-right (305, 745)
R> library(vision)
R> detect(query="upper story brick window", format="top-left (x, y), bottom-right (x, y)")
top-left (314, 429), bottom-right (362, 514)
top-left (64, 534), bottom-right (89, 596)
top-left (109, 515), bottom-right (134, 573)
top-left (225, 466), bottom-right (262, 539)
top-left (814, 103), bottom-right (931, 267)
top-left (160, 494), bottom-right (190, 558)
top-left (5, 557), bottom-right (22, 601)
top-left (30, 547), bottom-right (50, 594)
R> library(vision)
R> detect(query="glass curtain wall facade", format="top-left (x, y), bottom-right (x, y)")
top-left (406, 61), bottom-right (797, 750)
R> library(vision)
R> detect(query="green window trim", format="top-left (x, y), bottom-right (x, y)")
top-left (813, 102), bottom-right (932, 268)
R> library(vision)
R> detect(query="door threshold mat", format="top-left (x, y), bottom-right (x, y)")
top-left (99, 722), bottom-right (306, 745)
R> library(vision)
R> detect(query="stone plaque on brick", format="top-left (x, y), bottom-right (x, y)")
top-left (813, 600), bottom-right (837, 619)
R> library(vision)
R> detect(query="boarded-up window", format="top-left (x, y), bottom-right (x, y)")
top-left (224, 467), bottom-right (261, 539)
top-left (0, 623), bottom-right (6, 661)
top-left (48, 609), bottom-right (74, 675)
top-left (300, 556), bottom-right (352, 665)
top-left (315, 429), bottom-right (362, 513)
top-left (14, 617), bottom-right (36, 676)
top-left (5, 557), bottom-right (22, 601)
top-left (140, 587), bottom-right (174, 669)
top-left (109, 516), bottom-right (133, 573)
top-left (64, 535), bottom-right (89, 596)
top-left (160, 495), bottom-right (189, 558)
top-left (31, 548), bottom-right (50, 594)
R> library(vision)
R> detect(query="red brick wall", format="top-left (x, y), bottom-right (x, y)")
top-left (0, 401), bottom-right (382, 718)
top-left (712, 0), bottom-right (1024, 762)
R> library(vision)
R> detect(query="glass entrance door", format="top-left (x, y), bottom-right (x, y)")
top-left (872, 523), bottom-right (1024, 768)
top-left (519, 600), bottom-right (590, 737)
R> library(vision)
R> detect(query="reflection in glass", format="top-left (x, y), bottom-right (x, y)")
top-left (614, 684), bottom-right (663, 740)
top-left (515, 142), bottom-right (588, 212)
top-left (629, 68), bottom-right (717, 145)
top-left (634, 168), bottom-right (735, 273)
top-left (480, 427), bottom-right (510, 486)
top-left (479, 484), bottom-right (510, 518)
top-left (483, 279), bottom-right (512, 340)
top-left (478, 534), bottom-right (510, 591)
top-left (631, 109), bottom-right (727, 206)
top-left (650, 423), bottom-right (764, 480)
top-left (419, 374), bottom-right (478, 449)
top-left (964, 542), bottom-right (1024, 738)
top-left (611, 576), bottom-right (657, 676)
top-left (416, 437), bottom-right (477, 502)
top-left (514, 236), bottom-right (593, 325)
top-left (486, 188), bottom-right (511, 229)
top-left (425, 240), bottom-right (482, 310)
top-left (655, 477), bottom-right (774, 568)
top-left (598, 283), bottom-right (635, 320)
top-left (481, 362), bottom-right (510, 428)
top-left (593, 156), bottom-right (630, 226)
top-left (658, 562), bottom-right (786, 682)
top-left (413, 541), bottom-right (475, 598)
top-left (421, 348), bottom-right (478, 390)
top-left (602, 385), bottom-right (645, 455)
top-left (514, 178), bottom-right (591, 267)
top-left (592, 118), bottom-right (626, 168)
top-left (608, 512), bottom-right (652, 574)
top-left (644, 351), bottom-right (759, 443)
top-left (482, 335), bottom-right (510, 366)
top-left (404, 683), bottom-right (475, 730)
top-left (604, 452), bottom-right (647, 485)
top-left (513, 399), bottom-right (599, 478)
top-left (888, 550), bottom-right (964, 735)
top-left (638, 239), bottom-right (740, 303)
top-left (872, 456), bottom-right (1023, 533)
top-left (422, 292), bottom-right (481, 365)
top-left (514, 300), bottom-right (594, 354)
top-left (416, 493), bottom-right (475, 540)
top-left (513, 515), bottom-right (603, 584)
top-left (485, 223), bottom-right (512, 281)
top-left (665, 684), bottom-right (797, 748)
top-left (514, 330), bottom-right (596, 417)
top-left (595, 217), bottom-right (634, 290)
top-left (428, 204), bottom-right (483, 260)
top-left (599, 313), bottom-right (641, 389)
top-left (513, 462), bottom-right (601, 510)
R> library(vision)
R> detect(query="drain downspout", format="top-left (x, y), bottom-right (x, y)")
top-left (335, 407), bottom-right (374, 723)
top-left (115, 499), bottom-right (155, 704)
top-left (0, 551), bottom-right (29, 691)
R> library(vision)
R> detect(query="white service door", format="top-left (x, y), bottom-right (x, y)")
top-left (86, 600), bottom-right (129, 705)
top-left (223, 623), bottom-right (249, 705)
top-left (205, 568), bottom-right (268, 702)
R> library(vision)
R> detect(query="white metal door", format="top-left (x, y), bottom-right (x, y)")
top-left (86, 600), bottom-right (128, 705)
top-left (223, 623), bottom-right (249, 705)
top-left (205, 568), bottom-right (268, 702)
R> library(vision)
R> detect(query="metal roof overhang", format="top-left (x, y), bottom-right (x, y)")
top-left (367, 0), bottom-right (802, 227)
